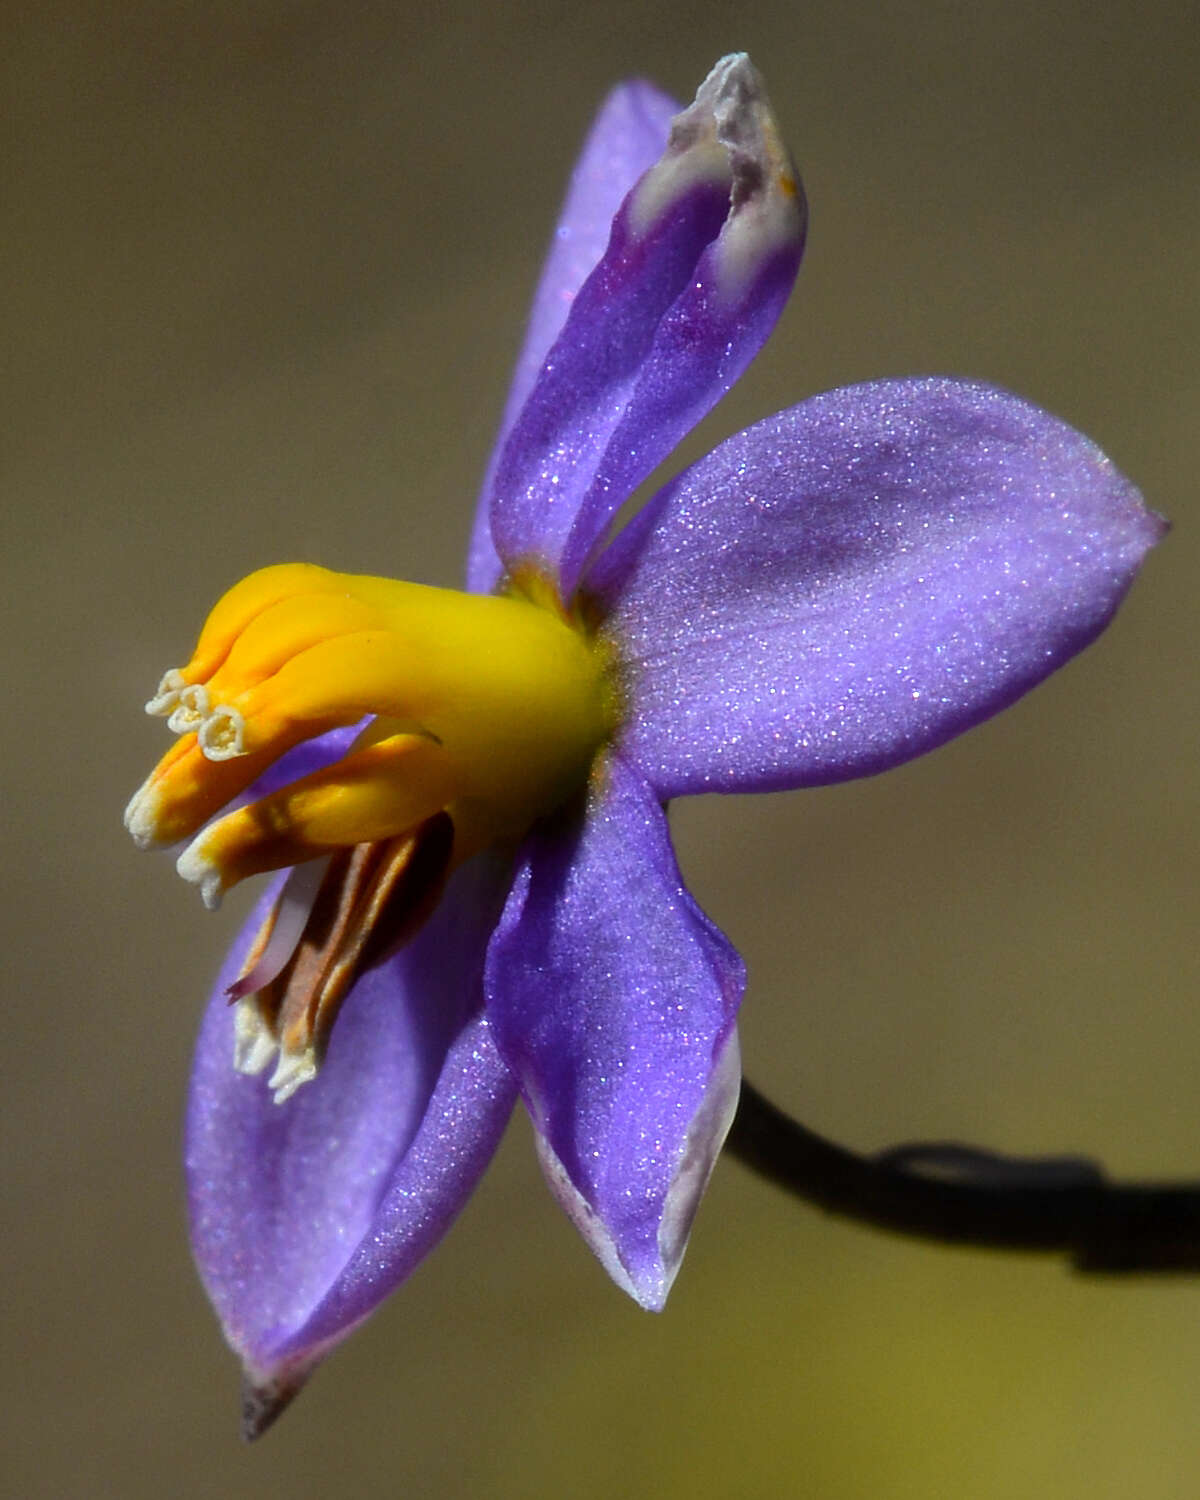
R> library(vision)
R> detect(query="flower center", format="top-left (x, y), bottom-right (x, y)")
top-left (126, 562), bottom-right (614, 1099)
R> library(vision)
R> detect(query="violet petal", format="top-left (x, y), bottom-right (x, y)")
top-left (488, 54), bottom-right (806, 597)
top-left (186, 856), bottom-right (517, 1387)
top-left (591, 377), bottom-right (1166, 797)
top-left (484, 753), bottom-right (744, 1310)
top-left (240, 721), bottom-right (365, 801)
top-left (466, 80), bottom-right (679, 594)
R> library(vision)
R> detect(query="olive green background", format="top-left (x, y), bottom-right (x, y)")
top-left (4, 2), bottom-right (1197, 1495)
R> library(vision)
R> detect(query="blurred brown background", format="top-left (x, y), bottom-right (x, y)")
top-left (3, 1), bottom-right (1197, 1495)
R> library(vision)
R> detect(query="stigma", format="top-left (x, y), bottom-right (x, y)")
top-left (127, 562), bottom-right (613, 1100)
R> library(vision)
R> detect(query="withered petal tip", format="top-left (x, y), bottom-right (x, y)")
top-left (240, 1368), bottom-right (309, 1442)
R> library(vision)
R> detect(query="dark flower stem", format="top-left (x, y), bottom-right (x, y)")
top-left (728, 1081), bottom-right (1200, 1272)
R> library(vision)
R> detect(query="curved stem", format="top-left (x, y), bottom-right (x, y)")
top-left (727, 1081), bottom-right (1200, 1272)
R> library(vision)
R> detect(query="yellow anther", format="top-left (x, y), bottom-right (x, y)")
top-left (202, 589), bottom-right (391, 705)
top-left (175, 563), bottom-right (349, 685)
top-left (176, 732), bottom-right (456, 906)
top-left (132, 567), bottom-right (614, 864)
top-left (125, 735), bottom-right (281, 850)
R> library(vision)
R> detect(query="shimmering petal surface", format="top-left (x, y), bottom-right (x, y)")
top-left (484, 753), bottom-right (744, 1309)
top-left (126, 53), bottom-right (1171, 1422)
top-left (186, 856), bottom-right (517, 1385)
top-left (591, 377), bottom-right (1166, 798)
top-left (466, 80), bottom-right (679, 594)
top-left (488, 54), bottom-right (805, 597)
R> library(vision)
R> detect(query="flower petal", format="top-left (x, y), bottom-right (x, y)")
top-left (186, 855), bottom-right (517, 1390)
top-left (488, 54), bottom-right (806, 598)
top-left (591, 377), bottom-right (1166, 797)
top-left (484, 753), bottom-right (744, 1309)
top-left (239, 721), bottom-right (365, 800)
top-left (466, 80), bottom-right (680, 594)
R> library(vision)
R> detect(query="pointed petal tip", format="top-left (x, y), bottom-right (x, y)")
top-left (630, 49), bottom-right (804, 258)
top-left (1145, 500), bottom-right (1171, 546)
top-left (240, 1366), bottom-right (310, 1442)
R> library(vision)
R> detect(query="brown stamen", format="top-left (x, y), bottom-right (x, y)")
top-left (235, 812), bottom-right (455, 1090)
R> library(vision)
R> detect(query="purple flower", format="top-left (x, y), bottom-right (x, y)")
top-left (125, 55), bottom-right (1163, 1426)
